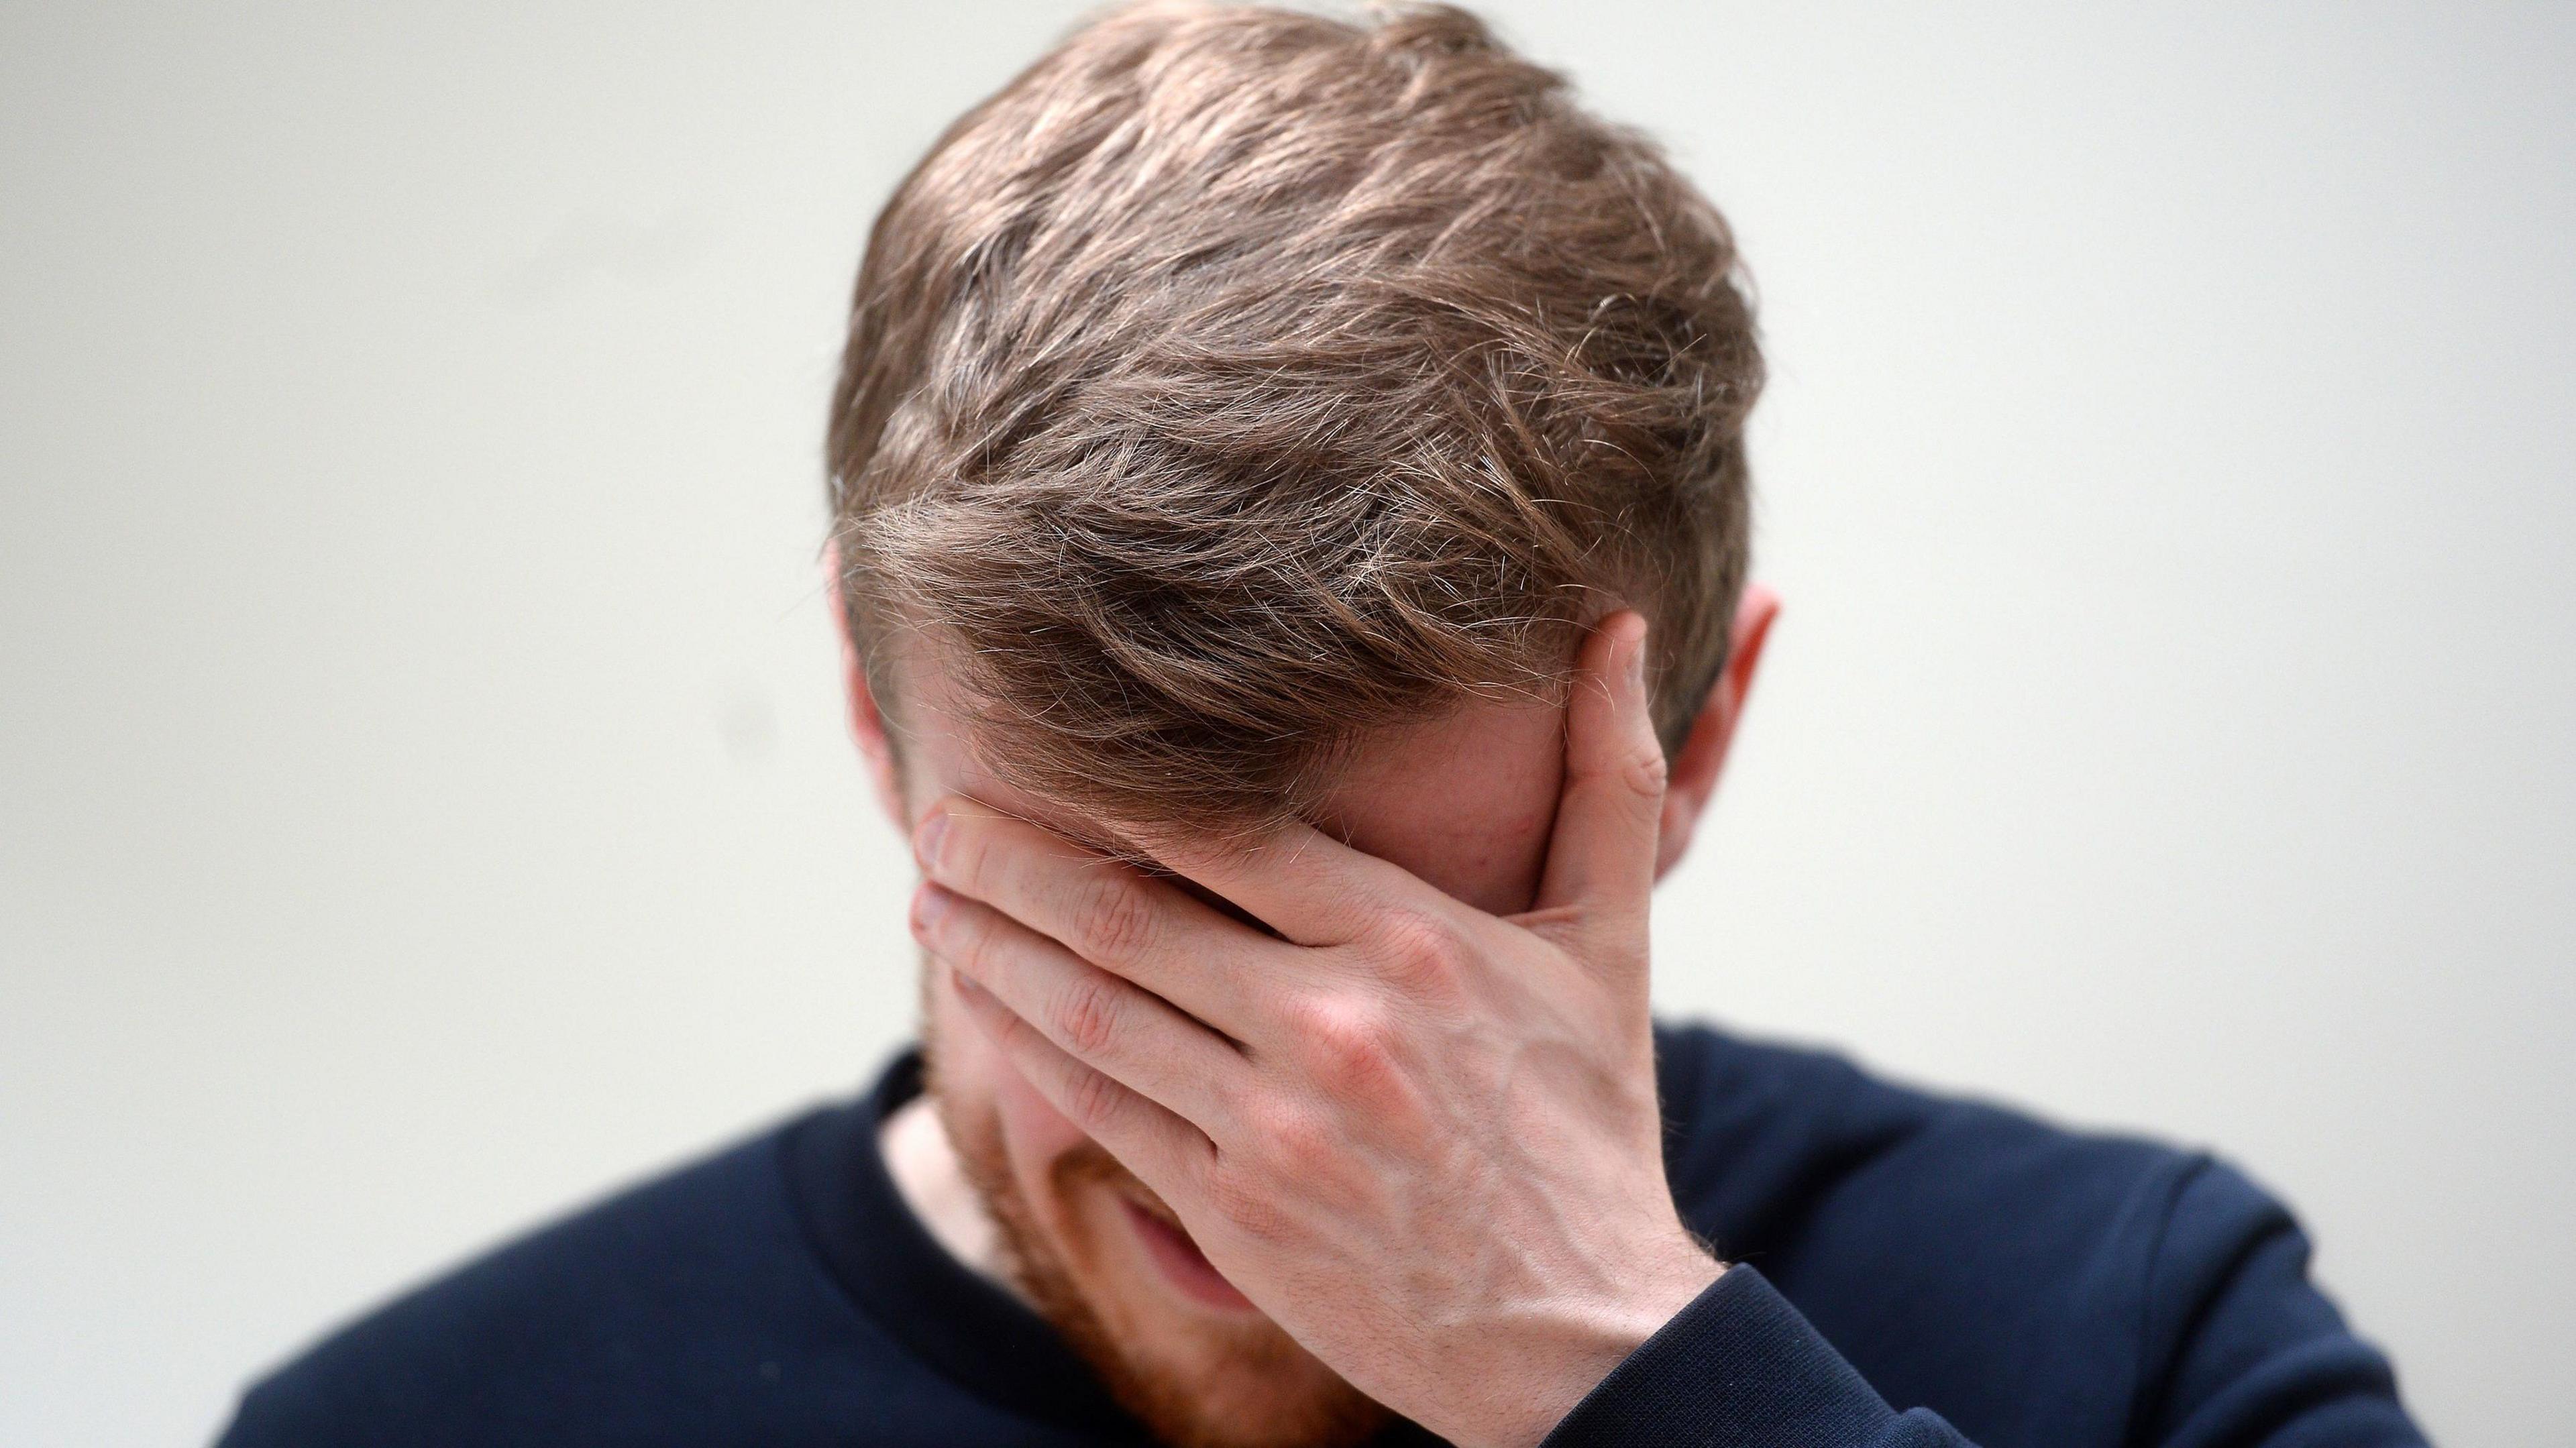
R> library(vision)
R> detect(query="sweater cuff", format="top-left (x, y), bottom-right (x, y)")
top-left (1540, 1266), bottom-right (1900, 1447)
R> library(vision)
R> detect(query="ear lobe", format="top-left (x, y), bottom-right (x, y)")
top-left (826, 545), bottom-right (909, 828)
top-left (1653, 583), bottom-right (1781, 881)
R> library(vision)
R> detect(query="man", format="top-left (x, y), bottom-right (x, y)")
top-left (219, 4), bottom-right (2426, 1445)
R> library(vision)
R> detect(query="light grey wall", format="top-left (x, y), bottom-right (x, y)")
top-left (3, 3), bottom-right (2568, 1443)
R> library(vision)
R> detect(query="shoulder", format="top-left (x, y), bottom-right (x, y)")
top-left (217, 1109), bottom-right (873, 1448)
top-left (1652, 1018), bottom-right (2209, 1260)
top-left (1648, 1020), bottom-right (2375, 1445)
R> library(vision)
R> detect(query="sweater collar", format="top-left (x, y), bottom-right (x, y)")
top-left (788, 1044), bottom-right (1695, 1445)
top-left (785, 1048), bottom-right (1152, 1439)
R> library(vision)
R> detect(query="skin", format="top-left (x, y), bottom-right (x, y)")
top-left (845, 590), bottom-right (1779, 1448)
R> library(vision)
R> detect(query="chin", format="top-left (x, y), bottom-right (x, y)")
top-left (932, 1054), bottom-right (1387, 1448)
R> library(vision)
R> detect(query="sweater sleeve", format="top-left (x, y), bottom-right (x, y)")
top-left (1542, 1160), bottom-right (2427, 1448)
top-left (1540, 1268), bottom-right (1970, 1447)
top-left (2129, 1156), bottom-right (2426, 1447)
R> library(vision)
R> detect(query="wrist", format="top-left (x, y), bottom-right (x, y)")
top-left (1472, 1237), bottom-right (1725, 1448)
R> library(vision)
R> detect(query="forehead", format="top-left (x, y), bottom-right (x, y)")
top-left (892, 653), bottom-right (1567, 917)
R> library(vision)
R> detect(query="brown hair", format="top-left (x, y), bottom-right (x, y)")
top-left (828, 1), bottom-right (1762, 830)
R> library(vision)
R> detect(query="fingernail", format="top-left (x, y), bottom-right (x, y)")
top-left (910, 882), bottom-right (949, 933)
top-left (1627, 622), bottom-right (1650, 691)
top-left (914, 807), bottom-right (949, 870)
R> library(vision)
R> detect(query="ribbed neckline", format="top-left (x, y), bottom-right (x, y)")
top-left (781, 1041), bottom-right (1708, 1445)
top-left (782, 1049), bottom-right (1151, 1439)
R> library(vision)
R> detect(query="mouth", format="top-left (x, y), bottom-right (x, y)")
top-left (1118, 1193), bottom-right (1257, 1313)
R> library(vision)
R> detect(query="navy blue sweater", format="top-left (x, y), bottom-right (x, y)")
top-left (218, 1023), bottom-right (2425, 1446)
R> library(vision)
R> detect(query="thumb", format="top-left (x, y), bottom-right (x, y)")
top-left (1531, 611), bottom-right (1666, 934)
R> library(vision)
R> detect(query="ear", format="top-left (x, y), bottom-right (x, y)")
top-left (825, 545), bottom-right (909, 830)
top-left (1654, 583), bottom-right (1780, 881)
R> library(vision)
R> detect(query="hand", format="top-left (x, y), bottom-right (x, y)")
top-left (907, 614), bottom-right (1719, 1448)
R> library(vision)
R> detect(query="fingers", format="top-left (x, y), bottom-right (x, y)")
top-left (911, 881), bottom-right (1250, 1135)
top-left (1140, 818), bottom-right (1423, 950)
top-left (945, 966), bottom-right (1214, 1198)
top-left (1531, 612), bottom-right (1665, 933)
top-left (915, 803), bottom-right (1289, 1036)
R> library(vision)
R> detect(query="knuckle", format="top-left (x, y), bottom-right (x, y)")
top-left (1621, 740), bottom-right (1670, 801)
top-left (1205, 1163), bottom-right (1288, 1241)
top-left (1369, 909), bottom-right (1468, 996)
top-left (1051, 974), bottom-right (1124, 1057)
top-left (1291, 995), bottom-right (1398, 1090)
top-left (1063, 1063), bottom-right (1128, 1130)
top-left (940, 820), bottom-right (985, 887)
top-left (1255, 1103), bottom-right (1339, 1182)
top-left (1067, 872), bottom-right (1157, 963)
top-left (945, 910), bottom-right (995, 976)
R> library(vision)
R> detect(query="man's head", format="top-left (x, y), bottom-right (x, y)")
top-left (824, 5), bottom-right (1769, 1444)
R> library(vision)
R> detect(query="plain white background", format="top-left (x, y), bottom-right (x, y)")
top-left (4, 3), bottom-right (2569, 1443)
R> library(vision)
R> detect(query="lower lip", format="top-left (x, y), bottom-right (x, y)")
top-left (1120, 1199), bottom-right (1256, 1313)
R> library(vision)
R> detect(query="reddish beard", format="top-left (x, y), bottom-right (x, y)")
top-left (926, 1044), bottom-right (1389, 1448)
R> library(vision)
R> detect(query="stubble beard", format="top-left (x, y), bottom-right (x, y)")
top-left (922, 1032), bottom-right (1389, 1448)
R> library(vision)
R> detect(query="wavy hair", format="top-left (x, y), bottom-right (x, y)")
top-left (828, 1), bottom-right (1762, 829)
